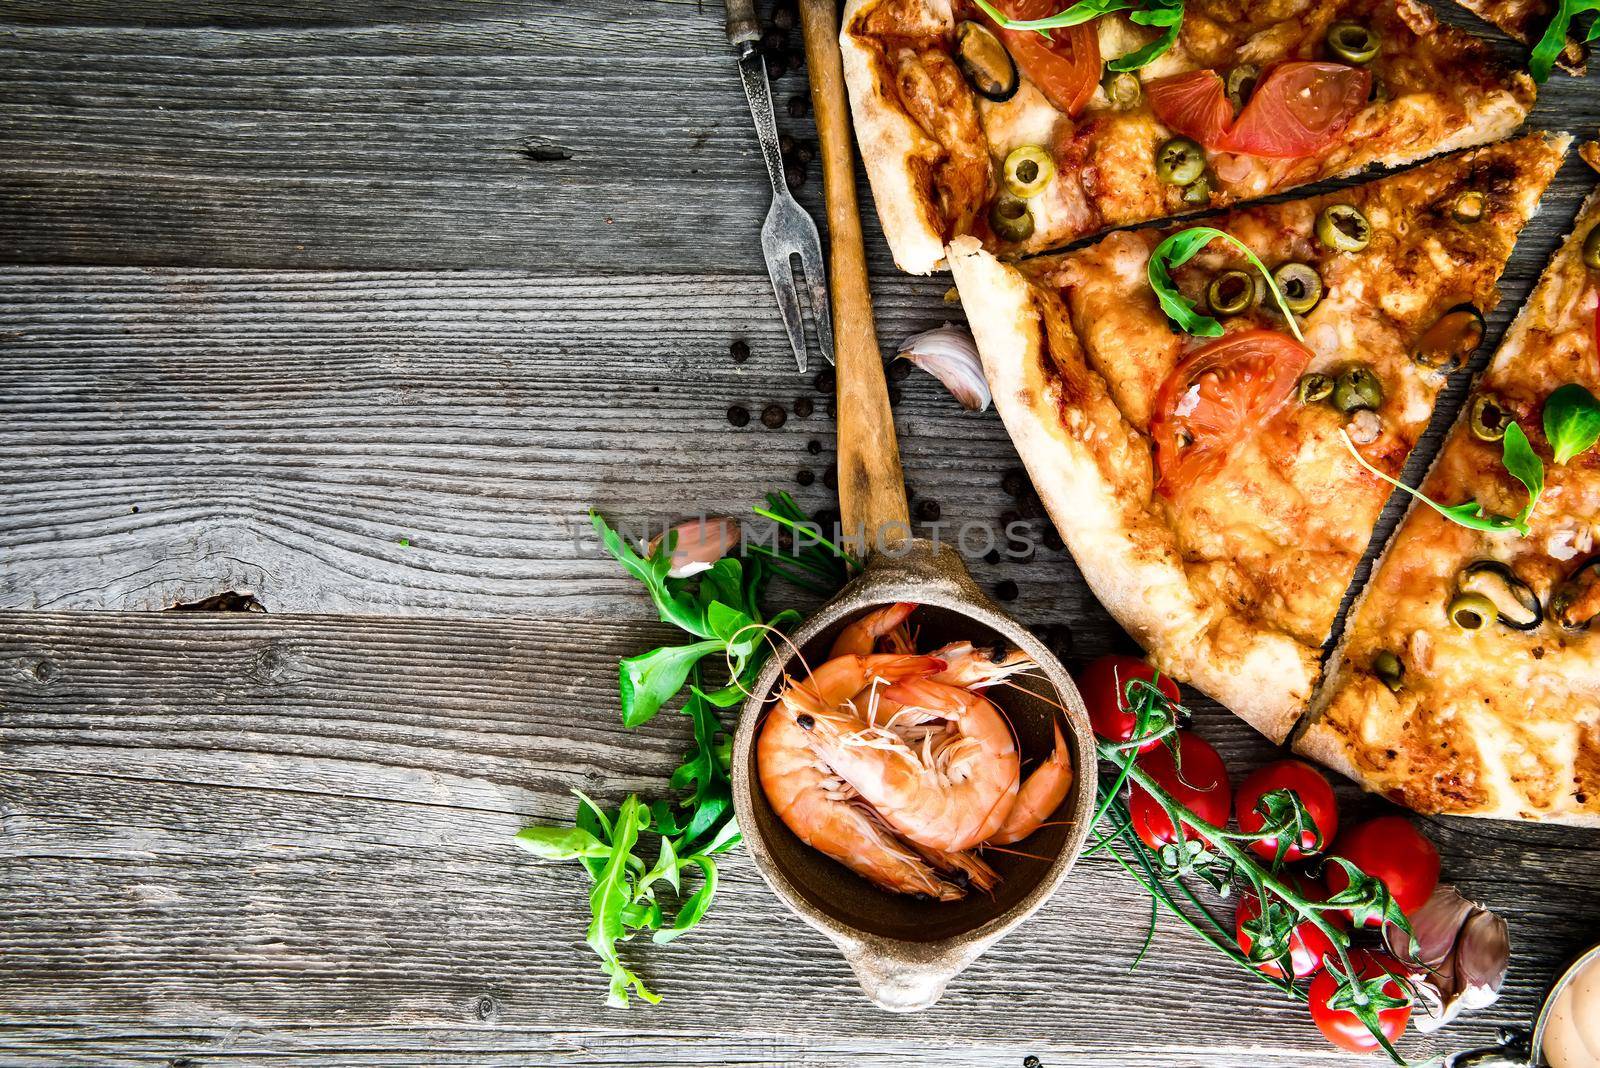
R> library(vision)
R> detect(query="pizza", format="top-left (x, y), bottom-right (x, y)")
top-left (947, 133), bottom-right (1568, 743)
top-left (841, 0), bottom-right (1536, 274)
top-left (1452, 0), bottom-right (1586, 73)
top-left (1296, 175), bottom-right (1600, 827)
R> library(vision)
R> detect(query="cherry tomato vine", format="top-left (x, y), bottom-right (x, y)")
top-left (1085, 667), bottom-right (1423, 1063)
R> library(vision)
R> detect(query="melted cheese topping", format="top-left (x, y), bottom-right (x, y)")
top-left (846, 0), bottom-right (1534, 260)
top-left (1312, 187), bottom-right (1600, 822)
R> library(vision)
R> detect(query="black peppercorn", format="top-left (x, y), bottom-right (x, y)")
top-left (761, 403), bottom-right (788, 429)
top-left (994, 579), bottom-right (1019, 602)
top-left (888, 358), bottom-right (913, 381)
top-left (784, 160), bottom-right (806, 189)
top-left (773, 4), bottom-right (796, 30)
top-left (814, 368), bottom-right (836, 394)
top-left (797, 140), bottom-right (816, 164)
top-left (1001, 466), bottom-right (1028, 498)
top-left (983, 549), bottom-right (1002, 566)
top-left (999, 509), bottom-right (1021, 528)
top-left (727, 405), bottom-right (751, 428)
top-left (762, 27), bottom-right (788, 53)
top-left (915, 498), bottom-right (941, 522)
top-left (806, 439), bottom-right (822, 455)
top-left (1042, 525), bottom-right (1064, 551)
top-left (823, 465), bottom-right (838, 489)
top-left (787, 94), bottom-right (809, 117)
top-left (796, 469), bottom-right (815, 486)
top-left (730, 339), bottom-right (751, 364)
top-left (887, 385), bottom-right (902, 405)
top-left (794, 396), bottom-right (814, 418)
top-left (779, 133), bottom-right (797, 157)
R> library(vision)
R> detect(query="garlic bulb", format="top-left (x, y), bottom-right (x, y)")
top-left (897, 323), bottom-right (991, 412)
top-left (1386, 883), bottom-right (1510, 1033)
top-left (648, 516), bottom-right (741, 579)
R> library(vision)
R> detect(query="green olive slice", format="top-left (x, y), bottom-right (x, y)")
top-left (1372, 650), bottom-right (1404, 692)
top-left (1551, 558), bottom-right (1600, 630)
top-left (1226, 64), bottom-right (1259, 110)
top-left (955, 21), bottom-right (1019, 102)
top-left (1333, 367), bottom-right (1383, 413)
top-left (1297, 372), bottom-right (1333, 404)
top-left (1412, 305), bottom-right (1486, 372)
top-left (1584, 224), bottom-right (1600, 271)
top-left (1273, 262), bottom-right (1323, 315)
top-left (990, 195), bottom-right (1034, 242)
top-left (1102, 70), bottom-right (1141, 109)
top-left (1182, 175), bottom-right (1212, 206)
top-left (1452, 191), bottom-right (1487, 224)
top-left (1004, 145), bottom-right (1055, 198)
top-left (1207, 269), bottom-right (1255, 315)
top-left (1316, 204), bottom-right (1372, 252)
top-left (1447, 592), bottom-right (1497, 632)
top-left (1327, 21), bottom-right (1380, 64)
top-left (1469, 393), bottom-right (1513, 442)
top-left (1457, 560), bottom-right (1543, 630)
top-left (1156, 137), bottom-right (1205, 186)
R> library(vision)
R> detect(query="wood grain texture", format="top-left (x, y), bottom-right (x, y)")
top-left (0, 266), bottom-right (1113, 620)
top-left (3, 612), bottom-right (1597, 1066)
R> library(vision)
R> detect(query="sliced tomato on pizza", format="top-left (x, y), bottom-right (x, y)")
top-left (841, 0), bottom-right (1535, 273)
top-left (948, 134), bottom-right (1566, 742)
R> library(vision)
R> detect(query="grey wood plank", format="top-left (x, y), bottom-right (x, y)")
top-left (3, 612), bottom-right (1596, 1065)
top-left (0, 266), bottom-right (1111, 623)
top-left (1, 1), bottom-right (1597, 273)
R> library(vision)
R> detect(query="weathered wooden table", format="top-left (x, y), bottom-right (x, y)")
top-left (3, 2), bottom-right (1599, 1064)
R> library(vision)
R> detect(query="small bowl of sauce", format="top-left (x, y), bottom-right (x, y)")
top-left (1452, 943), bottom-right (1600, 1067)
top-left (1540, 944), bottom-right (1600, 1068)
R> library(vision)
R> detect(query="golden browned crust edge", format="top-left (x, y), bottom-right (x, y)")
top-left (948, 236), bottom-right (1316, 742)
top-left (840, 0), bottom-right (950, 275)
top-left (1296, 175), bottom-right (1599, 828)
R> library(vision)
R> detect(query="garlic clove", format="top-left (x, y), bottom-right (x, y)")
top-left (1388, 883), bottom-right (1511, 1034)
top-left (897, 323), bottom-right (991, 412)
top-left (648, 516), bottom-right (741, 579)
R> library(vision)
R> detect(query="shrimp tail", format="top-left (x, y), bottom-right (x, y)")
top-left (987, 721), bottom-right (1073, 846)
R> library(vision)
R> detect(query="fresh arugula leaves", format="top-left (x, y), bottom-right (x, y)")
top-left (1531, 0), bottom-right (1600, 83)
top-left (1338, 427), bottom-right (1537, 536)
top-left (1147, 227), bottom-right (1308, 345)
top-left (1501, 421), bottom-right (1545, 529)
top-left (969, 0), bottom-right (1183, 71)
top-left (1544, 383), bottom-right (1600, 464)
top-left (521, 494), bottom-right (852, 1005)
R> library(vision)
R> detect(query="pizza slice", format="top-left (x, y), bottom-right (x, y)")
top-left (948, 133), bottom-right (1568, 742)
top-left (842, 0), bottom-right (1536, 274)
top-left (1452, 0), bottom-right (1587, 76)
top-left (1296, 170), bottom-right (1600, 826)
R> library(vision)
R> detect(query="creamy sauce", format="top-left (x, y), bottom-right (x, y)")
top-left (1543, 954), bottom-right (1600, 1068)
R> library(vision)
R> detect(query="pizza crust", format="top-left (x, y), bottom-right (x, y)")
top-left (840, 0), bottom-right (952, 274)
top-left (948, 236), bottom-right (1315, 741)
top-left (1295, 184), bottom-right (1600, 826)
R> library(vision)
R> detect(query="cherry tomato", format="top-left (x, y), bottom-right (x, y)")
top-left (1146, 69), bottom-right (1234, 148)
top-left (1235, 759), bottom-right (1339, 863)
top-left (1235, 880), bottom-right (1344, 980)
top-left (1149, 329), bottom-right (1313, 497)
top-left (1324, 815), bottom-right (1440, 924)
top-left (1221, 62), bottom-right (1370, 159)
top-left (1077, 655), bottom-right (1182, 753)
top-left (1129, 731), bottom-right (1231, 849)
top-left (1308, 950), bottom-right (1412, 1053)
top-left (985, 2), bottom-right (1100, 117)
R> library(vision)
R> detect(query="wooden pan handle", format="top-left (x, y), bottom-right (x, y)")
top-left (797, 0), bottom-right (911, 555)
top-left (724, 0), bottom-right (762, 48)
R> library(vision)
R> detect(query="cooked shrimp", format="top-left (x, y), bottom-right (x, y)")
top-left (907, 837), bottom-right (1001, 893)
top-left (927, 641), bottom-right (1035, 689)
top-left (987, 721), bottom-right (1073, 845)
top-left (828, 602), bottom-right (918, 657)
top-left (794, 676), bottom-right (1021, 853)
top-left (758, 707), bottom-right (967, 900)
top-left (779, 652), bottom-right (944, 725)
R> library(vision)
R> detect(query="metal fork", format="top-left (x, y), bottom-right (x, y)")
top-left (725, 0), bottom-right (835, 373)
